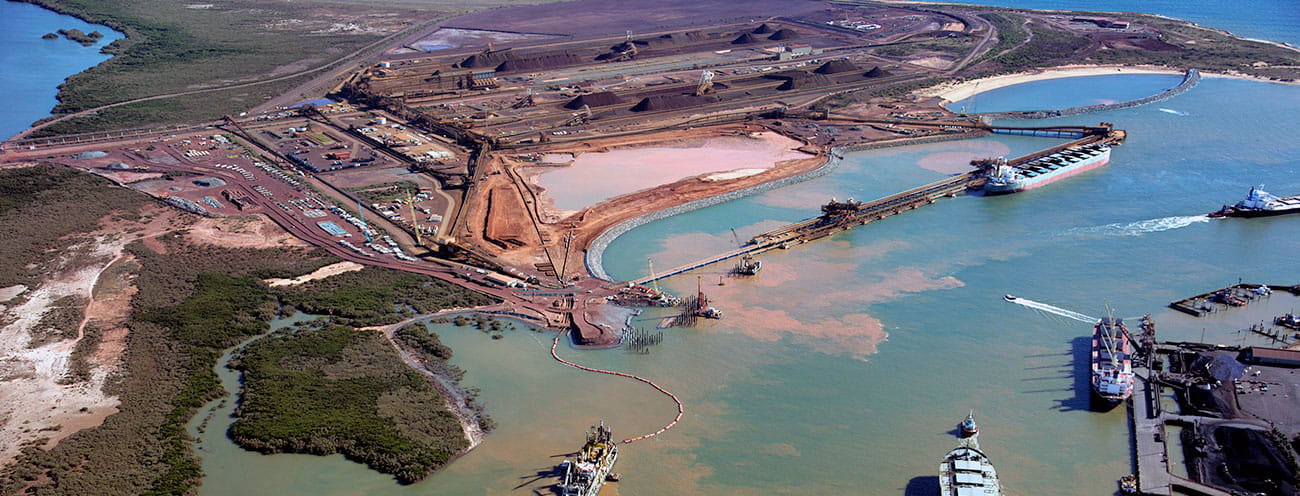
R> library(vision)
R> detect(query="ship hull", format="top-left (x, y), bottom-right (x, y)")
top-left (938, 444), bottom-right (1002, 496)
top-left (984, 149), bottom-right (1110, 196)
top-left (1091, 318), bottom-right (1133, 405)
top-left (1220, 206), bottom-right (1300, 218)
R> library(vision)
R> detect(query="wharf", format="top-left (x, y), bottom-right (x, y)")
top-left (1130, 370), bottom-right (1236, 496)
top-left (632, 170), bottom-right (983, 285)
top-left (633, 128), bottom-right (1124, 286)
top-left (1168, 283), bottom-right (1299, 316)
top-left (1130, 365), bottom-right (1171, 496)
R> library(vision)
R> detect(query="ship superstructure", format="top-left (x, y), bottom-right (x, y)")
top-left (1092, 316), bottom-right (1134, 404)
top-left (558, 422), bottom-right (619, 496)
top-left (981, 143), bottom-right (1111, 195)
top-left (1209, 186), bottom-right (1300, 218)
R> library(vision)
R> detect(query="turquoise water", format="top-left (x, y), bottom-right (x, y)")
top-left (0, 0), bottom-right (1282, 492)
top-left (946, 73), bottom-right (1185, 114)
top-left (936, 0), bottom-right (1300, 48)
top-left (189, 75), bottom-right (1300, 495)
top-left (0, 0), bottom-right (122, 140)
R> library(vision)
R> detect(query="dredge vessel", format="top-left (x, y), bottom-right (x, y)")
top-left (558, 422), bottom-right (619, 496)
top-left (1209, 186), bottom-right (1300, 218)
top-left (1092, 317), bottom-right (1134, 404)
top-left (979, 142), bottom-right (1111, 195)
top-left (939, 439), bottom-right (1002, 496)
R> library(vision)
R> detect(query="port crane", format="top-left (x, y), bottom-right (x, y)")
top-left (356, 200), bottom-right (373, 243)
top-left (694, 70), bottom-right (715, 97)
top-left (510, 88), bottom-right (535, 109)
top-left (405, 190), bottom-right (423, 247)
top-left (565, 104), bottom-right (592, 126)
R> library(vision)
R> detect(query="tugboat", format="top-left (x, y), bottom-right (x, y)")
top-left (959, 410), bottom-right (979, 438)
top-left (1209, 186), bottom-right (1300, 218)
top-left (557, 422), bottom-right (619, 496)
top-left (734, 253), bottom-right (762, 276)
top-left (1119, 474), bottom-right (1139, 494)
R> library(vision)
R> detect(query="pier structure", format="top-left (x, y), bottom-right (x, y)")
top-left (632, 127), bottom-right (1124, 286)
top-left (1168, 283), bottom-right (1300, 316)
top-left (632, 169), bottom-right (984, 286)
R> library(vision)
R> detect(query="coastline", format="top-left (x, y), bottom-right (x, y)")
top-left (0, 1), bottom-right (123, 140)
top-left (920, 64), bottom-right (1299, 103)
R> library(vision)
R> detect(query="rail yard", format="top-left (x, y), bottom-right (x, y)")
top-left (9, 0), bottom-right (1300, 495)
top-left (2, 0), bottom-right (1185, 347)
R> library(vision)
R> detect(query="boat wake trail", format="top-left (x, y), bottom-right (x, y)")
top-left (1006, 296), bottom-right (1097, 323)
top-left (1063, 215), bottom-right (1210, 237)
top-left (1159, 108), bottom-right (1189, 116)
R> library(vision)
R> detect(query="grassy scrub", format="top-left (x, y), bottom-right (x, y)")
top-left (229, 325), bottom-right (468, 484)
top-left (1, 235), bottom-right (336, 495)
top-left (17, 0), bottom-right (433, 132)
top-left (276, 266), bottom-right (497, 327)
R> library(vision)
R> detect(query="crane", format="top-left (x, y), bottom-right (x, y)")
top-left (510, 88), bottom-right (535, 109)
top-left (565, 104), bottom-right (591, 126)
top-left (356, 200), bottom-right (373, 243)
top-left (647, 258), bottom-right (661, 294)
top-left (695, 70), bottom-right (715, 97)
top-left (406, 190), bottom-right (422, 247)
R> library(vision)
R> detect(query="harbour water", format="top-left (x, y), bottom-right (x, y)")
top-left (936, 0), bottom-right (1300, 48)
top-left (187, 75), bottom-right (1300, 495)
top-left (2, 0), bottom-right (1297, 494)
top-left (0, 0), bottom-right (123, 140)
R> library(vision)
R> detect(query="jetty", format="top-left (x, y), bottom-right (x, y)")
top-left (633, 125), bottom-right (1123, 286)
top-left (1168, 283), bottom-right (1298, 316)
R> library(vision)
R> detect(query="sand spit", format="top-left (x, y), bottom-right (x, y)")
top-left (264, 261), bottom-right (365, 287)
top-left (922, 64), bottom-right (1298, 104)
top-left (920, 65), bottom-right (1186, 102)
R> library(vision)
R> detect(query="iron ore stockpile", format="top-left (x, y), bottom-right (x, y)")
top-left (1126, 284), bottom-right (1300, 496)
top-left (8, 1), bottom-right (1288, 494)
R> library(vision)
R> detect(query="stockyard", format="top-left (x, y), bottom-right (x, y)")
top-left (2, 0), bottom-right (1195, 350)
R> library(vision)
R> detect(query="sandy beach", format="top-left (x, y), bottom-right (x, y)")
top-left (920, 65), bottom-right (1186, 102)
top-left (921, 64), bottom-right (1299, 103)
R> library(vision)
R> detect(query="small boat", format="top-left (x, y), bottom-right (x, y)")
top-left (959, 410), bottom-right (979, 438)
top-left (1119, 474), bottom-right (1139, 494)
top-left (1003, 294), bottom-right (1017, 302)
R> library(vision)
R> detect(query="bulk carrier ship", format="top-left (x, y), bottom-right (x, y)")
top-left (979, 142), bottom-right (1112, 195)
top-left (1092, 317), bottom-right (1134, 404)
top-left (939, 439), bottom-right (1002, 496)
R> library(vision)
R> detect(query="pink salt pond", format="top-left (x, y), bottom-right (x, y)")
top-left (533, 133), bottom-right (808, 211)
